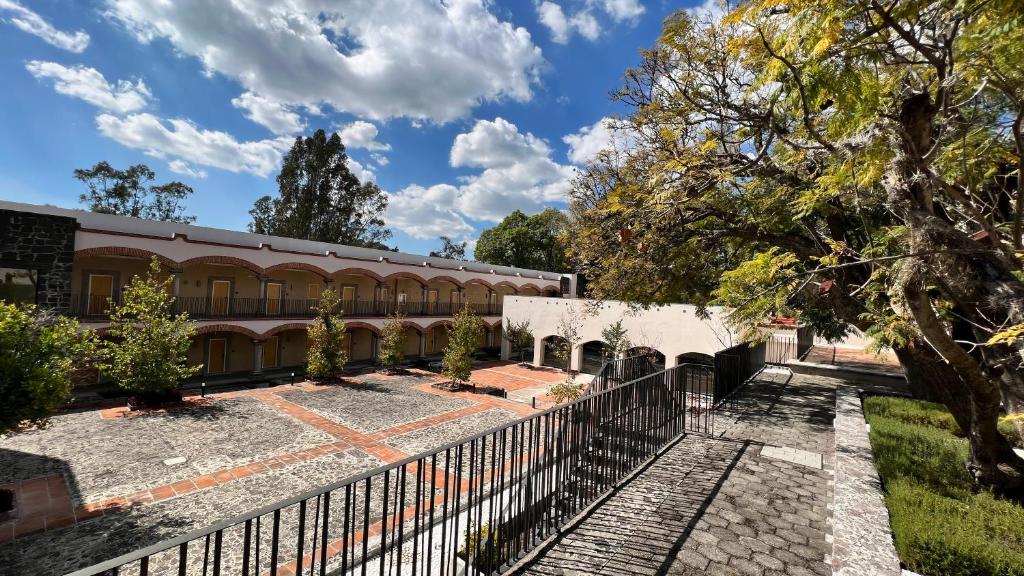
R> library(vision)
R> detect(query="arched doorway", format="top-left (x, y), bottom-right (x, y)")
top-left (580, 340), bottom-right (606, 374)
top-left (626, 346), bottom-right (665, 371)
top-left (541, 336), bottom-right (569, 370)
top-left (676, 352), bottom-right (714, 367)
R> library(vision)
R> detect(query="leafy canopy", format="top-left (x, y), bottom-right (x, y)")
top-left (378, 312), bottom-right (406, 370)
top-left (429, 236), bottom-right (468, 260)
top-left (75, 161), bottom-right (195, 223)
top-left (443, 305), bottom-right (482, 388)
top-left (475, 208), bottom-right (568, 272)
top-left (306, 289), bottom-right (348, 380)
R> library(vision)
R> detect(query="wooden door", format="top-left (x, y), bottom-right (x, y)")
top-left (262, 336), bottom-right (279, 369)
top-left (427, 289), bottom-right (438, 315)
top-left (449, 290), bottom-right (460, 314)
top-left (341, 285), bottom-right (356, 314)
top-left (211, 280), bottom-right (231, 315)
top-left (208, 338), bottom-right (227, 374)
top-left (266, 282), bottom-right (283, 315)
top-left (87, 274), bottom-right (113, 315)
top-left (307, 283), bottom-right (321, 300)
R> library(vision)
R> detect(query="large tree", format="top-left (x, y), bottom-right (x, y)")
top-left (475, 208), bottom-right (568, 271)
top-left (249, 129), bottom-right (391, 247)
top-left (75, 162), bottom-right (196, 223)
top-left (429, 236), bottom-right (467, 260)
top-left (569, 1), bottom-right (1024, 495)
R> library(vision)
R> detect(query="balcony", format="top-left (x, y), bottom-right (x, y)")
top-left (69, 294), bottom-right (503, 321)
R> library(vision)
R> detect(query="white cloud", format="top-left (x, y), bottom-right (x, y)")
top-left (167, 159), bottom-right (208, 179)
top-left (96, 113), bottom-right (292, 177)
top-left (0, 0), bottom-right (90, 52)
top-left (371, 153), bottom-right (389, 166)
top-left (336, 121), bottom-right (390, 151)
top-left (386, 117), bottom-right (573, 237)
top-left (562, 116), bottom-right (632, 165)
top-left (25, 61), bottom-right (150, 113)
top-left (346, 157), bottom-right (375, 183)
top-left (103, 0), bottom-right (544, 123)
top-left (231, 91), bottom-right (305, 135)
top-left (592, 0), bottom-right (644, 22)
top-left (385, 184), bottom-right (475, 239)
top-left (535, 0), bottom-right (642, 43)
top-left (688, 0), bottom-right (727, 21)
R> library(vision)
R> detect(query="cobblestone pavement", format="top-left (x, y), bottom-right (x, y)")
top-left (514, 369), bottom-right (836, 576)
top-left (0, 368), bottom-right (539, 575)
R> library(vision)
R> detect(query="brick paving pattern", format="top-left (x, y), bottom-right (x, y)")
top-left (0, 364), bottom-right (541, 575)
top-left (514, 369), bottom-right (836, 576)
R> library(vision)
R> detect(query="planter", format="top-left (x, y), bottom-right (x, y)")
top-left (127, 390), bottom-right (184, 411)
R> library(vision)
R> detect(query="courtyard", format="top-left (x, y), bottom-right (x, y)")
top-left (0, 362), bottom-right (559, 575)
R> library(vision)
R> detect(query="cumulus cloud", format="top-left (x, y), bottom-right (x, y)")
top-left (562, 116), bottom-right (632, 165)
top-left (371, 153), bottom-right (389, 166)
top-left (385, 184), bottom-right (475, 239)
top-left (336, 121), bottom-right (391, 151)
top-left (96, 113), bottom-right (292, 177)
top-left (688, 0), bottom-right (728, 21)
top-left (231, 91), bottom-right (305, 135)
top-left (26, 61), bottom-right (150, 113)
top-left (346, 157), bottom-right (375, 183)
top-left (167, 159), bottom-right (208, 179)
top-left (386, 117), bottom-right (573, 238)
top-left (103, 0), bottom-right (544, 123)
top-left (535, 0), bottom-right (643, 43)
top-left (0, 0), bottom-right (90, 52)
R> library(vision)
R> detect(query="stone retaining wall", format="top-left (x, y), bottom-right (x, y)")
top-left (0, 208), bottom-right (77, 310)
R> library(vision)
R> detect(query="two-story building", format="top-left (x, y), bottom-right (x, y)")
top-left (0, 201), bottom-right (571, 381)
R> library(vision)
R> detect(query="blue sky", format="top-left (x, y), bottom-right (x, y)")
top-left (0, 0), bottom-right (704, 256)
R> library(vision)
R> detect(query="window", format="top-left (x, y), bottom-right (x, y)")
top-left (0, 267), bottom-right (38, 305)
top-left (307, 283), bottom-right (321, 300)
top-left (397, 292), bottom-right (407, 305)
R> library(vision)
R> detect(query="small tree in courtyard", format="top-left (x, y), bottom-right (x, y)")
top-left (102, 257), bottom-right (200, 399)
top-left (0, 303), bottom-right (100, 435)
top-left (443, 305), bottom-right (482, 389)
top-left (552, 311), bottom-right (582, 373)
top-left (378, 312), bottom-right (406, 373)
top-left (503, 318), bottom-right (533, 363)
top-left (307, 289), bottom-right (347, 380)
top-left (601, 320), bottom-right (631, 363)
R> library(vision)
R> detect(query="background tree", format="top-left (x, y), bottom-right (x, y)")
top-left (429, 236), bottom-right (467, 260)
top-left (0, 303), bottom-right (99, 434)
top-left (443, 305), bottom-right (482, 389)
top-left (75, 161), bottom-right (195, 223)
top-left (601, 320), bottom-right (631, 363)
top-left (101, 258), bottom-right (200, 397)
top-left (552, 311), bottom-right (582, 373)
top-left (568, 2), bottom-right (1024, 494)
top-left (378, 312), bottom-right (406, 372)
top-left (306, 289), bottom-right (347, 380)
top-left (475, 208), bottom-right (568, 271)
top-left (249, 129), bottom-right (391, 247)
top-left (503, 318), bottom-right (534, 363)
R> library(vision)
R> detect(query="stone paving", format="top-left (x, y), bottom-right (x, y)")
top-left (0, 365), bottom-right (541, 575)
top-left (514, 369), bottom-right (836, 576)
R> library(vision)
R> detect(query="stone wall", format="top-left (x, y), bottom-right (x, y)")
top-left (0, 208), bottom-right (77, 310)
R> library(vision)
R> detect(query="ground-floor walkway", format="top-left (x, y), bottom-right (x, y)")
top-left (513, 369), bottom-right (835, 576)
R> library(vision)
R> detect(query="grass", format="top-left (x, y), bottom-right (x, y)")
top-left (863, 395), bottom-right (1023, 448)
top-left (863, 396), bottom-right (1024, 576)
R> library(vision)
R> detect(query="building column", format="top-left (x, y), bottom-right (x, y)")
top-left (500, 328), bottom-right (511, 360)
top-left (570, 343), bottom-right (583, 373)
top-left (171, 270), bottom-right (182, 296)
top-left (532, 335), bottom-right (544, 367)
top-left (252, 340), bottom-right (264, 374)
top-left (419, 332), bottom-right (426, 357)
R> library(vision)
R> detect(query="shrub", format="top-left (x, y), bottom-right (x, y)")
top-left (458, 522), bottom-right (504, 572)
top-left (866, 414), bottom-right (972, 499)
top-left (378, 312), bottom-right (405, 370)
top-left (999, 415), bottom-right (1023, 449)
top-left (443, 305), bottom-right (482, 388)
top-left (548, 380), bottom-right (583, 404)
top-left (306, 289), bottom-right (347, 380)
top-left (0, 303), bottom-right (99, 434)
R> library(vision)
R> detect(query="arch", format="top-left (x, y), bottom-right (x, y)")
top-left (519, 283), bottom-right (542, 293)
top-left (180, 255), bottom-right (265, 276)
top-left (400, 321), bottom-right (424, 334)
top-left (382, 271), bottom-right (428, 286)
top-left (541, 286), bottom-right (561, 296)
top-left (345, 321), bottom-right (381, 335)
top-left (335, 267), bottom-right (387, 283)
top-left (75, 246), bottom-right (179, 271)
top-left (482, 318), bottom-right (502, 329)
top-left (424, 275), bottom-right (464, 288)
top-left (422, 319), bottom-right (453, 333)
top-left (580, 340), bottom-right (608, 375)
top-left (541, 335), bottom-right (569, 370)
top-left (262, 322), bottom-right (312, 339)
top-left (676, 352), bottom-right (714, 367)
top-left (464, 278), bottom-right (494, 290)
top-left (626, 346), bottom-right (666, 371)
top-left (264, 262), bottom-right (331, 279)
top-left (194, 323), bottom-right (261, 339)
top-left (492, 281), bottom-right (519, 292)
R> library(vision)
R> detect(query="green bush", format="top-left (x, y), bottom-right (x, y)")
top-left (999, 416), bottom-right (1023, 449)
top-left (864, 396), bottom-right (1024, 576)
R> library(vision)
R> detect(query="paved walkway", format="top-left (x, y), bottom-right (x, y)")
top-left (513, 369), bottom-right (835, 576)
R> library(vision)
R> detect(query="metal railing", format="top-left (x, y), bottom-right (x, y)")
top-left (765, 325), bottom-right (814, 366)
top-left (69, 294), bottom-right (503, 321)
top-left (585, 354), bottom-right (661, 395)
top-left (712, 340), bottom-right (767, 406)
top-left (67, 366), bottom-right (711, 576)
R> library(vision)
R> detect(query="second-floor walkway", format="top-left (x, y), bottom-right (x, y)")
top-left (511, 369), bottom-right (835, 576)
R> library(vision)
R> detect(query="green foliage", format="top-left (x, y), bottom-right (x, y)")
top-left (865, 396), bottom-right (1024, 576)
top-left (443, 305), bottom-right (482, 388)
top-left (101, 258), bottom-right (201, 394)
top-left (306, 289), bottom-right (347, 379)
top-left (458, 523), bottom-right (504, 571)
top-left (429, 236), bottom-right (467, 260)
top-left (378, 313), bottom-right (405, 370)
top-left (548, 381), bottom-right (583, 404)
top-left (601, 320), bottom-right (631, 362)
top-left (75, 161), bottom-right (195, 223)
top-left (249, 129), bottom-right (391, 247)
top-left (0, 303), bottom-right (100, 434)
top-left (475, 209), bottom-right (568, 272)
top-left (503, 318), bottom-right (533, 362)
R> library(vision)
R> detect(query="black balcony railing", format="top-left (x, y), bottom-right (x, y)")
top-left (69, 294), bottom-right (503, 320)
top-left (66, 365), bottom-right (715, 576)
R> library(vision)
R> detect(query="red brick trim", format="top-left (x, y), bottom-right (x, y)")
top-left (262, 322), bottom-right (311, 338)
top-left (194, 324), bottom-right (261, 338)
top-left (74, 247), bottom-right (179, 271)
top-left (264, 262), bottom-right (331, 279)
top-left (519, 283), bottom-right (542, 293)
top-left (400, 321), bottom-right (424, 334)
top-left (426, 275), bottom-right (463, 288)
top-left (345, 321), bottom-right (381, 335)
top-left (382, 271), bottom-right (428, 286)
top-left (179, 255), bottom-right (265, 275)
top-left (463, 278), bottom-right (494, 290)
top-left (422, 320), bottom-right (453, 332)
top-left (335, 267), bottom-right (387, 283)
top-left (492, 281), bottom-right (519, 292)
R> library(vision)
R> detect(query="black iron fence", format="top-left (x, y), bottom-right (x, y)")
top-left (585, 354), bottom-right (661, 395)
top-left (764, 325), bottom-right (815, 366)
top-left (67, 365), bottom-right (710, 576)
top-left (712, 340), bottom-right (767, 406)
top-left (69, 294), bottom-right (503, 321)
